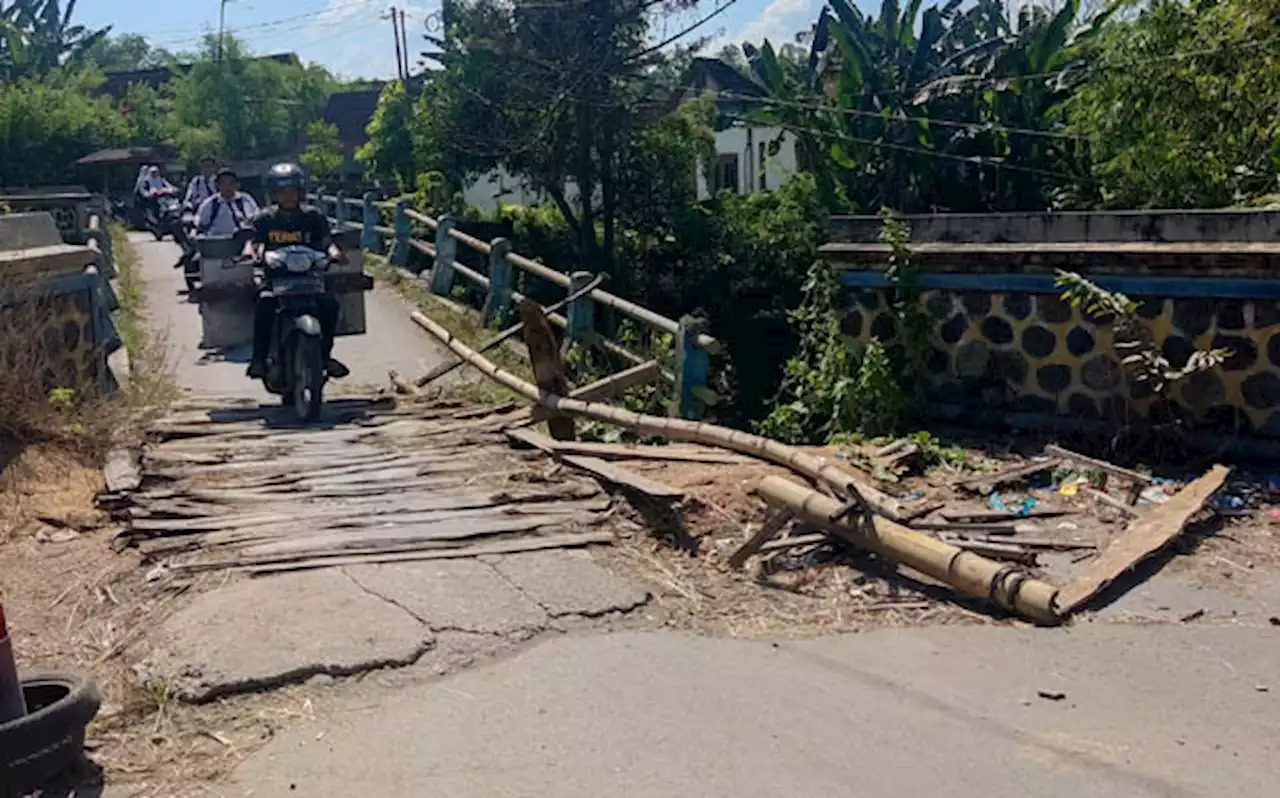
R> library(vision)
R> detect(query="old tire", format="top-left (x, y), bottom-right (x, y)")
top-left (0, 673), bottom-right (101, 794)
top-left (292, 335), bottom-right (325, 423)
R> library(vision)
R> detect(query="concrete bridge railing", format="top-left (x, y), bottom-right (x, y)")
top-left (310, 191), bottom-right (720, 419)
top-left (0, 190), bottom-right (124, 397)
top-left (824, 208), bottom-right (1280, 448)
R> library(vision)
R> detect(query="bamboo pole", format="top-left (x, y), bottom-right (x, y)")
top-left (408, 310), bottom-right (902, 518)
top-left (754, 475), bottom-right (1061, 625)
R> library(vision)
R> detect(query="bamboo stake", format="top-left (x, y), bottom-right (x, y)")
top-left (408, 310), bottom-right (902, 519)
top-left (753, 475), bottom-right (1061, 625)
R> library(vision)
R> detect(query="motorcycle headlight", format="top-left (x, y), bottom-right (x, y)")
top-left (284, 252), bottom-right (313, 273)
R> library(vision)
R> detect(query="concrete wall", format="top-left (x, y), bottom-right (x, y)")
top-left (824, 210), bottom-right (1280, 438)
top-left (695, 124), bottom-right (798, 200)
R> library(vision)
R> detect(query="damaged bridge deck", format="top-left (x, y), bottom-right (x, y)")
top-left (111, 395), bottom-right (650, 702)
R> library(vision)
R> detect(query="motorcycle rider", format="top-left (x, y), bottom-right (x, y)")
top-left (195, 168), bottom-right (259, 236)
top-left (183, 156), bottom-right (219, 213)
top-left (244, 162), bottom-right (349, 381)
top-left (138, 166), bottom-right (177, 224)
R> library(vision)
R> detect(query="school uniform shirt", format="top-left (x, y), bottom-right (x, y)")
top-left (196, 192), bottom-right (260, 237)
top-left (184, 173), bottom-right (217, 209)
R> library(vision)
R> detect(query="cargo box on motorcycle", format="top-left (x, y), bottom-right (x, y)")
top-left (195, 227), bottom-right (372, 351)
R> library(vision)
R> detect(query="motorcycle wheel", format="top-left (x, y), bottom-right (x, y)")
top-left (291, 336), bottom-right (325, 423)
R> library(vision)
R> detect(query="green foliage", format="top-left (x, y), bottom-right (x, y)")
top-left (168, 34), bottom-right (331, 161)
top-left (743, 0), bottom-right (1105, 212)
top-left (0, 69), bottom-right (127, 186)
top-left (1064, 0), bottom-right (1280, 207)
top-left (0, 0), bottom-right (111, 80)
top-left (1054, 269), bottom-right (1230, 394)
top-left (358, 81), bottom-right (418, 191)
top-left (83, 32), bottom-right (172, 71)
top-left (299, 120), bottom-right (343, 182)
top-left (879, 208), bottom-right (930, 392)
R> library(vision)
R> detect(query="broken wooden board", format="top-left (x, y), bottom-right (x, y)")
top-left (113, 399), bottom-right (621, 574)
top-left (1054, 465), bottom-right (1230, 615)
top-left (958, 459), bottom-right (1059, 494)
top-left (505, 428), bottom-right (746, 464)
top-left (558, 455), bottom-right (684, 501)
top-left (104, 446), bottom-right (142, 493)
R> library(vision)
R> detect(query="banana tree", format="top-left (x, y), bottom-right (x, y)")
top-left (0, 0), bottom-right (110, 80)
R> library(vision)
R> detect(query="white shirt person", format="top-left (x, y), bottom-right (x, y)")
top-left (195, 189), bottom-right (259, 237)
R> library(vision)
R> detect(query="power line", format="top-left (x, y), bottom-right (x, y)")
top-left (626, 0), bottom-right (740, 62)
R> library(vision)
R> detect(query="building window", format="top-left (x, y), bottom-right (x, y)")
top-left (758, 141), bottom-right (767, 191)
top-left (713, 153), bottom-right (739, 194)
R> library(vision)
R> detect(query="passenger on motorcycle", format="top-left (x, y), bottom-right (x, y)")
top-left (183, 156), bottom-right (219, 213)
top-left (195, 168), bottom-right (259, 236)
top-left (137, 166), bottom-right (177, 221)
top-left (244, 162), bottom-right (349, 381)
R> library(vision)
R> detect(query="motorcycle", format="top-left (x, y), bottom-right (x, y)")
top-left (249, 245), bottom-right (335, 422)
top-left (147, 188), bottom-right (183, 241)
top-left (176, 213), bottom-right (204, 293)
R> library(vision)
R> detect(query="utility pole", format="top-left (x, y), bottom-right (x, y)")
top-left (399, 8), bottom-right (410, 79)
top-left (218, 0), bottom-right (229, 61)
top-left (386, 6), bottom-right (405, 82)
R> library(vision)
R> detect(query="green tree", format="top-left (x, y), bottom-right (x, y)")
top-left (83, 32), bottom-right (173, 71)
top-left (0, 0), bottom-right (111, 80)
top-left (168, 34), bottom-right (331, 160)
top-left (300, 120), bottom-right (342, 183)
top-left (1065, 0), bottom-right (1280, 207)
top-left (357, 80), bottom-right (417, 190)
top-left (0, 69), bottom-right (128, 186)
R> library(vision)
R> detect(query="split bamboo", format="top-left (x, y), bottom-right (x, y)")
top-left (408, 310), bottom-right (902, 518)
top-left (754, 475), bottom-right (1061, 625)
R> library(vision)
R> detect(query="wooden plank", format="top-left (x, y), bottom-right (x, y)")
top-left (1084, 487), bottom-right (1141, 518)
top-left (939, 510), bottom-right (1075, 524)
top-left (517, 297), bottom-right (574, 441)
top-left (957, 459), bottom-right (1059, 494)
top-left (1055, 465), bottom-right (1230, 615)
top-left (103, 447), bottom-right (142, 493)
top-left (1044, 444), bottom-right (1153, 489)
top-left (242, 531), bottom-right (614, 574)
top-left (728, 510), bottom-right (793, 568)
top-left (505, 428), bottom-right (745, 464)
top-left (558, 455), bottom-right (684, 501)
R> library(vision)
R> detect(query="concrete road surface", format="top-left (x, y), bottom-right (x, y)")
top-left (133, 233), bottom-right (450, 395)
top-left (233, 623), bottom-right (1279, 797)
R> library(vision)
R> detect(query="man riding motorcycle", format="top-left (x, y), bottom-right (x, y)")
top-left (244, 162), bottom-right (349, 381)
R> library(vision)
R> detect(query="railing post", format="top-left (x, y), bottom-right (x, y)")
top-left (361, 191), bottom-right (379, 251)
top-left (672, 315), bottom-right (710, 420)
top-left (390, 198), bottom-right (411, 266)
top-left (334, 191), bottom-right (348, 229)
top-left (482, 238), bottom-right (513, 327)
top-left (566, 270), bottom-right (596, 342)
top-left (429, 214), bottom-right (457, 295)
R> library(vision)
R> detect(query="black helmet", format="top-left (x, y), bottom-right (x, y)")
top-left (265, 162), bottom-right (307, 194)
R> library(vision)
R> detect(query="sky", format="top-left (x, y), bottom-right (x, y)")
top-left (76, 0), bottom-right (840, 81)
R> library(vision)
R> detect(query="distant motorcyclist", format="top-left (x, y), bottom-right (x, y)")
top-left (195, 168), bottom-right (259, 237)
top-left (138, 166), bottom-right (177, 223)
top-left (183, 156), bottom-right (219, 213)
top-left (244, 162), bottom-right (349, 381)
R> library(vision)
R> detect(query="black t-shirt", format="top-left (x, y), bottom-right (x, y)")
top-left (250, 204), bottom-right (331, 251)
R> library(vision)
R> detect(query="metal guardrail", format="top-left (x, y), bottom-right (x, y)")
top-left (309, 191), bottom-right (718, 418)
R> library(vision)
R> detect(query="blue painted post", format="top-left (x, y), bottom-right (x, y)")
top-left (673, 315), bottom-right (710, 420)
top-left (566, 271), bottom-right (596, 342)
top-left (361, 191), bottom-right (379, 251)
top-left (482, 238), bottom-right (513, 327)
top-left (429, 215), bottom-right (458, 296)
top-left (334, 191), bottom-right (348, 230)
top-left (390, 198), bottom-right (411, 266)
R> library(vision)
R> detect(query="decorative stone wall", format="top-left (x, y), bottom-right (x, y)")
top-left (837, 285), bottom-right (1280, 437)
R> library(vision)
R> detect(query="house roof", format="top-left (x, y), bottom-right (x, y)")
top-left (75, 145), bottom-right (178, 167)
top-left (681, 58), bottom-right (768, 100)
top-left (323, 85), bottom-right (387, 146)
top-left (99, 53), bottom-right (301, 98)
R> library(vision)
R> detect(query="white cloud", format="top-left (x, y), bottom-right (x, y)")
top-left (734, 0), bottom-right (815, 50)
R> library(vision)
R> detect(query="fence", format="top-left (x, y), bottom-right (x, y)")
top-left (0, 190), bottom-right (123, 395)
top-left (309, 191), bottom-right (720, 419)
